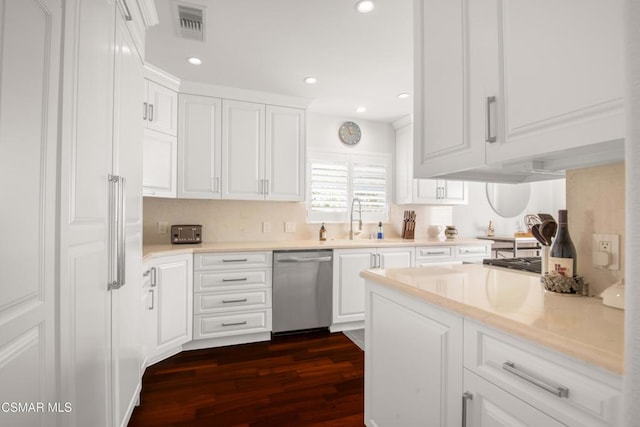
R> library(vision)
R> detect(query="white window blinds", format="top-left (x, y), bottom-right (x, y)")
top-left (307, 151), bottom-right (390, 223)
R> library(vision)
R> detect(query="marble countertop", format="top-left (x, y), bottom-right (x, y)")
top-left (143, 237), bottom-right (489, 259)
top-left (360, 264), bottom-right (624, 375)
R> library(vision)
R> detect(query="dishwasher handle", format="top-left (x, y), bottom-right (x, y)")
top-left (277, 256), bottom-right (333, 263)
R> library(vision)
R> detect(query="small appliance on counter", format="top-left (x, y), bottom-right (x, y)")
top-left (600, 280), bottom-right (624, 309)
top-left (171, 224), bottom-right (202, 244)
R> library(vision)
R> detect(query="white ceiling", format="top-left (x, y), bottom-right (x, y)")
top-left (145, 0), bottom-right (413, 123)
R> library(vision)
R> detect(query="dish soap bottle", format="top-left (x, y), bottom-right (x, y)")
top-left (377, 222), bottom-right (384, 239)
top-left (319, 223), bottom-right (327, 241)
top-left (487, 221), bottom-right (495, 237)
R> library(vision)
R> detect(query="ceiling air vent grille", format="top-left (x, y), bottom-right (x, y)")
top-left (177, 4), bottom-right (204, 41)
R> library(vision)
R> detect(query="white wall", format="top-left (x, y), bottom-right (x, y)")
top-left (307, 113), bottom-right (395, 155)
top-left (452, 180), bottom-right (566, 237)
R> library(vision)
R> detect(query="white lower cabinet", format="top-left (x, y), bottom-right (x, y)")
top-left (332, 247), bottom-right (415, 330)
top-left (365, 279), bottom-right (463, 426)
top-left (186, 251), bottom-right (273, 349)
top-left (142, 254), bottom-right (193, 367)
top-left (415, 243), bottom-right (491, 266)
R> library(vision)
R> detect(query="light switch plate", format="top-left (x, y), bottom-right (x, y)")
top-left (158, 221), bottom-right (168, 234)
top-left (592, 233), bottom-right (619, 270)
top-left (262, 222), bottom-right (272, 233)
top-left (285, 222), bottom-right (296, 233)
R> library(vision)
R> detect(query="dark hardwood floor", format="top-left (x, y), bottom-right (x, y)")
top-left (128, 331), bottom-right (365, 426)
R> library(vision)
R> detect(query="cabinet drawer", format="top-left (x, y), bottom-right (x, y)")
top-left (455, 244), bottom-right (490, 258)
top-left (415, 246), bottom-right (453, 261)
top-left (194, 269), bottom-right (271, 292)
top-left (194, 251), bottom-right (272, 270)
top-left (464, 320), bottom-right (622, 426)
top-left (194, 289), bottom-right (272, 314)
top-left (193, 309), bottom-right (272, 339)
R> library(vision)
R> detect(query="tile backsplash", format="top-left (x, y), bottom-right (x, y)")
top-left (566, 162), bottom-right (625, 295)
top-left (143, 198), bottom-right (452, 244)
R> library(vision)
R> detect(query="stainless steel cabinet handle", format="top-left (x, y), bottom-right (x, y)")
top-left (143, 269), bottom-right (151, 277)
top-left (222, 321), bottom-right (247, 327)
top-left (143, 102), bottom-right (147, 120)
top-left (462, 391), bottom-right (473, 427)
top-left (222, 298), bottom-right (248, 304)
top-left (148, 104), bottom-right (154, 122)
top-left (148, 289), bottom-right (154, 310)
top-left (377, 253), bottom-right (382, 269)
top-left (371, 253), bottom-right (376, 268)
top-left (486, 96), bottom-right (497, 143)
top-left (222, 258), bottom-right (248, 263)
top-left (221, 277), bottom-right (248, 282)
top-left (426, 251), bottom-right (448, 255)
top-left (461, 249), bottom-right (485, 254)
top-left (118, 176), bottom-right (126, 289)
top-left (502, 361), bottom-right (569, 398)
top-left (150, 267), bottom-right (157, 287)
top-left (107, 175), bottom-right (125, 290)
top-left (278, 257), bottom-right (332, 263)
top-left (118, 0), bottom-right (133, 21)
top-left (265, 179), bottom-right (270, 195)
top-left (108, 175), bottom-right (118, 290)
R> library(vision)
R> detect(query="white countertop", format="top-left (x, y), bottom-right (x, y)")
top-left (360, 264), bottom-right (624, 375)
top-left (143, 237), bottom-right (488, 259)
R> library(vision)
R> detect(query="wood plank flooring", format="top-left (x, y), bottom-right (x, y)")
top-left (128, 331), bottom-right (364, 426)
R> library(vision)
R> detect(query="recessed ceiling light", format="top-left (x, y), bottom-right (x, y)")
top-left (187, 57), bottom-right (202, 65)
top-left (397, 93), bottom-right (410, 99)
top-left (304, 76), bottom-right (318, 84)
top-left (355, 0), bottom-right (375, 13)
top-left (356, 106), bottom-right (367, 113)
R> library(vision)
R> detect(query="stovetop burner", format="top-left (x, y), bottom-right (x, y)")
top-left (482, 257), bottom-right (541, 274)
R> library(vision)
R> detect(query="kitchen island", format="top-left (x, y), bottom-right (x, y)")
top-left (361, 264), bottom-right (623, 426)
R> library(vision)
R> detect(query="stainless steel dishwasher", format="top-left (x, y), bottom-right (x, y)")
top-left (272, 250), bottom-right (333, 334)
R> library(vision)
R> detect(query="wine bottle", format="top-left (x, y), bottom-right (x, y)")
top-left (549, 210), bottom-right (577, 277)
top-left (319, 223), bottom-right (327, 241)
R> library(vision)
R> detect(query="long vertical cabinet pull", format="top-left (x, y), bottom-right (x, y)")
top-left (150, 267), bottom-right (157, 287)
top-left (486, 96), bottom-right (497, 143)
top-left (117, 176), bottom-right (126, 288)
top-left (117, 0), bottom-right (133, 21)
top-left (148, 104), bottom-right (154, 122)
top-left (107, 175), bottom-right (126, 290)
top-left (148, 290), bottom-right (154, 310)
top-left (462, 391), bottom-right (473, 427)
top-left (143, 102), bottom-right (147, 120)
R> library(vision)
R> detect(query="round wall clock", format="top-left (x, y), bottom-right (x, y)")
top-left (338, 121), bottom-right (362, 145)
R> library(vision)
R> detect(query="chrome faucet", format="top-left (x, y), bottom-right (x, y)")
top-left (349, 198), bottom-right (363, 240)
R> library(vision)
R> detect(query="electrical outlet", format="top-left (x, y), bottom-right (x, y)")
top-left (285, 222), bottom-right (296, 233)
top-left (592, 233), bottom-right (620, 270)
top-left (158, 221), bottom-right (168, 234)
top-left (262, 222), bottom-right (272, 233)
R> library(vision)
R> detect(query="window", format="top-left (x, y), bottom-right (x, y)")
top-left (307, 151), bottom-right (390, 223)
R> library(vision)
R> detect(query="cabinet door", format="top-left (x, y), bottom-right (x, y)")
top-left (365, 281), bottom-right (463, 427)
top-left (332, 249), bottom-right (374, 325)
top-left (442, 180), bottom-right (467, 204)
top-left (394, 123), bottom-right (413, 204)
top-left (222, 99), bottom-right (265, 200)
top-left (414, 179), bottom-right (440, 202)
top-left (413, 0), bottom-right (495, 178)
top-left (464, 369), bottom-right (565, 427)
top-left (265, 105), bottom-right (305, 201)
top-left (378, 247), bottom-right (414, 269)
top-left (488, 0), bottom-right (623, 164)
top-left (145, 80), bottom-right (178, 136)
top-left (178, 94), bottom-right (222, 199)
top-left (142, 129), bottom-right (177, 197)
top-left (154, 255), bottom-right (193, 356)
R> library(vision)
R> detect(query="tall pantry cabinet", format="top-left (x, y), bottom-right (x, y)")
top-left (0, 1), bottom-right (62, 426)
top-left (58, 0), bottom-right (153, 426)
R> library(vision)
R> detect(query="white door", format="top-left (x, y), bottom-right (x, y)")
top-left (142, 129), bottom-right (177, 197)
top-left (145, 80), bottom-right (178, 136)
top-left (222, 99), bottom-right (265, 200)
top-left (112, 12), bottom-right (143, 427)
top-left (378, 247), bottom-right (414, 269)
top-left (488, 0), bottom-right (623, 164)
top-left (464, 369), bottom-right (565, 427)
top-left (265, 105), bottom-right (305, 201)
top-left (0, 1), bottom-right (62, 425)
top-left (178, 94), bottom-right (223, 199)
top-left (59, 0), bottom-right (115, 425)
top-left (155, 256), bottom-right (193, 356)
top-left (365, 283), bottom-right (463, 427)
top-left (332, 249), bottom-right (374, 324)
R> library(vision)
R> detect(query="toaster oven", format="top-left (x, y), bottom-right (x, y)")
top-left (171, 225), bottom-right (202, 244)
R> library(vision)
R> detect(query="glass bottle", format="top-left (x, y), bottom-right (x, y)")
top-left (549, 210), bottom-right (577, 277)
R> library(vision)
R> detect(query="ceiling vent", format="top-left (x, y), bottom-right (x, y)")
top-left (175, 3), bottom-right (205, 41)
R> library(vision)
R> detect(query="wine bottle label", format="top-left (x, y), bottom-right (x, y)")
top-left (549, 256), bottom-right (574, 277)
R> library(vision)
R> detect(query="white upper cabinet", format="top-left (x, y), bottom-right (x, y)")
top-left (144, 80), bottom-right (178, 136)
top-left (414, 0), bottom-right (624, 182)
top-left (143, 129), bottom-right (177, 197)
top-left (265, 105), bottom-right (305, 201)
top-left (178, 94), bottom-right (223, 199)
top-left (222, 99), bottom-right (266, 200)
top-left (395, 120), bottom-right (468, 205)
top-left (221, 100), bottom-right (305, 201)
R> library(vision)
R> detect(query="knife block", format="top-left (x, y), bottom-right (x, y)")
top-left (402, 210), bottom-right (415, 240)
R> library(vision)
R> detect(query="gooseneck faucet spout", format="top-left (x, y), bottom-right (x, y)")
top-left (349, 198), bottom-right (363, 240)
